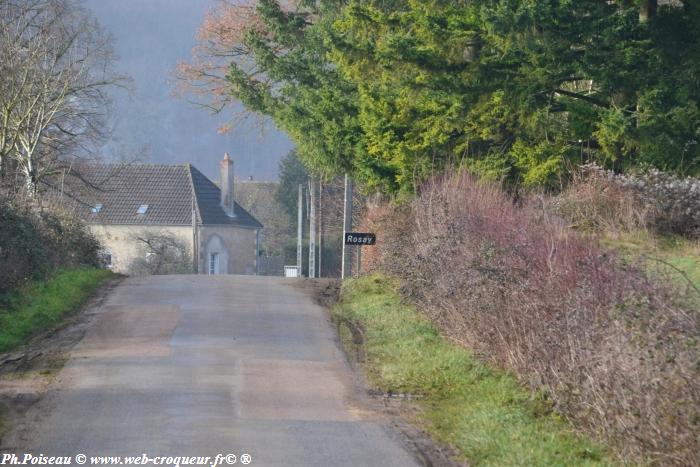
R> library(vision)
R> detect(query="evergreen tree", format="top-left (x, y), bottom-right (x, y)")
top-left (183, 0), bottom-right (699, 192)
top-left (330, 0), bottom-right (700, 189)
top-left (275, 149), bottom-right (308, 222)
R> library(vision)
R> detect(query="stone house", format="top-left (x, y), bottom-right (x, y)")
top-left (69, 154), bottom-right (262, 275)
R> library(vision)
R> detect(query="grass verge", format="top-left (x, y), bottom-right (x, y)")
top-left (333, 274), bottom-right (614, 466)
top-left (602, 231), bottom-right (700, 294)
top-left (0, 268), bottom-right (114, 353)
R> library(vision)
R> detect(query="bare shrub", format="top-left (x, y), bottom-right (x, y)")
top-left (622, 168), bottom-right (700, 238)
top-left (38, 192), bottom-right (102, 267)
top-left (555, 164), bottom-right (700, 239)
top-left (553, 167), bottom-right (649, 234)
top-left (126, 231), bottom-right (192, 276)
top-left (358, 196), bottom-right (413, 275)
top-left (367, 171), bottom-right (699, 464)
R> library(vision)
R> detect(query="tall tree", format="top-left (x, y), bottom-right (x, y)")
top-left (179, 0), bottom-right (402, 189)
top-left (183, 0), bottom-right (698, 193)
top-left (329, 0), bottom-right (698, 188)
top-left (0, 0), bottom-right (124, 196)
top-left (275, 149), bottom-right (308, 222)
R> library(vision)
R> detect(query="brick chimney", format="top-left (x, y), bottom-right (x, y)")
top-left (220, 152), bottom-right (236, 217)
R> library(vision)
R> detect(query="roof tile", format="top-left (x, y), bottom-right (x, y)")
top-left (64, 163), bottom-right (262, 229)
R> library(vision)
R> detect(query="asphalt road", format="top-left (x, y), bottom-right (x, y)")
top-left (9, 275), bottom-right (420, 466)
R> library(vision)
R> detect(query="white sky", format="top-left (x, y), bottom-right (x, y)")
top-left (86, 0), bottom-right (294, 181)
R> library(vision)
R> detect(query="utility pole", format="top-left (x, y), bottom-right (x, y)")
top-left (308, 179), bottom-right (316, 278)
top-left (192, 195), bottom-right (199, 274)
top-left (341, 174), bottom-right (353, 279)
top-left (297, 184), bottom-right (303, 277)
top-left (318, 179), bottom-right (323, 278)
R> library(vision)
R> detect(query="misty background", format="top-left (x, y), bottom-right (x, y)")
top-left (86, 0), bottom-right (294, 181)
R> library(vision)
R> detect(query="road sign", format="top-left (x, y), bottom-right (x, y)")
top-left (344, 232), bottom-right (376, 245)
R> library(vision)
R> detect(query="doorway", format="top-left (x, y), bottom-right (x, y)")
top-left (209, 252), bottom-right (220, 275)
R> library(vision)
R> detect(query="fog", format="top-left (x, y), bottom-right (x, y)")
top-left (86, 0), bottom-right (294, 181)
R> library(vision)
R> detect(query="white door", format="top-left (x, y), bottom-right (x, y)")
top-left (205, 234), bottom-right (228, 275)
top-left (209, 252), bottom-right (220, 275)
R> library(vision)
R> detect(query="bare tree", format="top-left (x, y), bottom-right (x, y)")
top-left (173, 0), bottom-right (280, 133)
top-left (127, 231), bottom-right (193, 276)
top-left (0, 0), bottom-right (127, 197)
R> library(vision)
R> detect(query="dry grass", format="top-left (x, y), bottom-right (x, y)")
top-left (554, 164), bottom-right (700, 239)
top-left (551, 168), bottom-right (649, 234)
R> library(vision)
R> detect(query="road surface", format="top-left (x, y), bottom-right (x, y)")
top-left (6, 275), bottom-right (420, 466)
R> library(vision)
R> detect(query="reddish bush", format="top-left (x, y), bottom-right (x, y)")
top-left (358, 197), bottom-right (412, 274)
top-left (366, 171), bottom-right (699, 464)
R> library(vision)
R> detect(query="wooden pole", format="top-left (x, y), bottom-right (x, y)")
top-left (297, 184), bottom-right (303, 277)
top-left (341, 174), bottom-right (354, 279)
top-left (308, 179), bottom-right (316, 278)
top-left (318, 179), bottom-right (323, 278)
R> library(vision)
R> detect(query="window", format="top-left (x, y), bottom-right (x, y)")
top-left (209, 253), bottom-right (219, 275)
top-left (91, 203), bottom-right (102, 213)
top-left (137, 204), bottom-right (149, 214)
top-left (100, 250), bottom-right (112, 269)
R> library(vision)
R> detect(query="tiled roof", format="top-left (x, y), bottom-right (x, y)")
top-left (63, 163), bottom-right (261, 229)
top-left (189, 165), bottom-right (262, 228)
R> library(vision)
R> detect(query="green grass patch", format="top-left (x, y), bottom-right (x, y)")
top-left (0, 268), bottom-right (114, 353)
top-left (602, 231), bottom-right (700, 293)
top-left (333, 275), bottom-right (614, 466)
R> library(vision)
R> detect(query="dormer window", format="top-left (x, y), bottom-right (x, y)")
top-left (137, 204), bottom-right (149, 214)
top-left (91, 203), bottom-right (102, 213)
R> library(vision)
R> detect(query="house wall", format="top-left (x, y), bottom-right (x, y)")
top-left (89, 224), bottom-right (194, 274)
top-left (198, 226), bottom-right (258, 275)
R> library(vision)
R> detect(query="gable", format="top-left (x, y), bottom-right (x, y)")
top-left (188, 166), bottom-right (262, 229)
